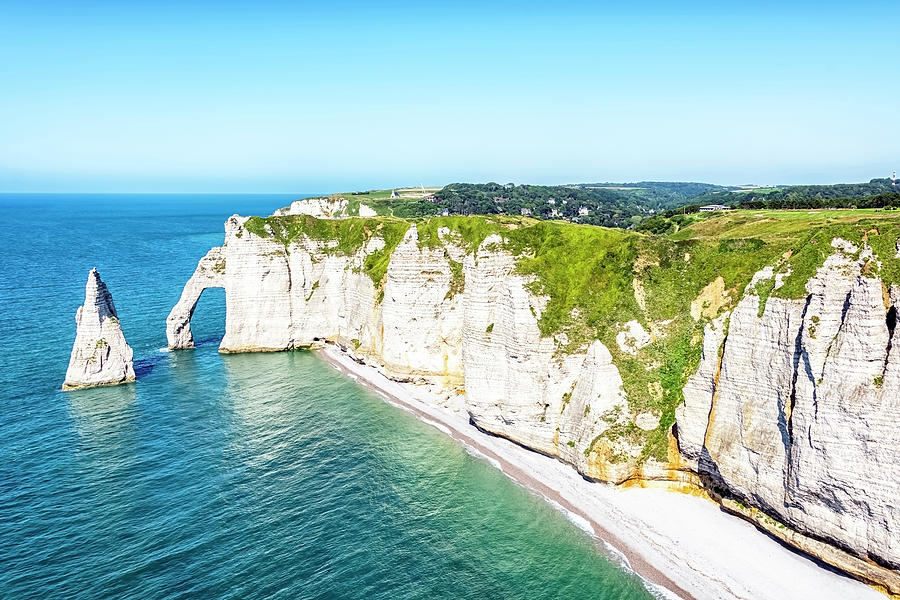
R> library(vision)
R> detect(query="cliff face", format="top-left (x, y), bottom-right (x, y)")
top-left (172, 215), bottom-right (900, 594)
top-left (677, 240), bottom-right (900, 590)
top-left (64, 269), bottom-right (135, 390)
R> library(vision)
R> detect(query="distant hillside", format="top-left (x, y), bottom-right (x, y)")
top-left (433, 183), bottom-right (659, 228)
top-left (571, 181), bottom-right (730, 207)
top-left (691, 178), bottom-right (900, 208)
top-left (291, 178), bottom-right (900, 230)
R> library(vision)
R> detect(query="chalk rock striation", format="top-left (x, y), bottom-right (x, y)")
top-left (677, 240), bottom-right (900, 592)
top-left (173, 216), bottom-right (900, 593)
top-left (63, 269), bottom-right (135, 390)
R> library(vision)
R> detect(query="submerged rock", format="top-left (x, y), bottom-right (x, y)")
top-left (62, 269), bottom-right (135, 390)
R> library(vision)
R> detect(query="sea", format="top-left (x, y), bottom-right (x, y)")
top-left (0, 193), bottom-right (655, 600)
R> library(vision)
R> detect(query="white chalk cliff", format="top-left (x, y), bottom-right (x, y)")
top-left (171, 217), bottom-right (900, 594)
top-left (63, 269), bottom-right (135, 390)
top-left (677, 240), bottom-right (900, 592)
top-left (272, 196), bottom-right (376, 219)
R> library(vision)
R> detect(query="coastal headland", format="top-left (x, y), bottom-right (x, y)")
top-left (168, 189), bottom-right (900, 598)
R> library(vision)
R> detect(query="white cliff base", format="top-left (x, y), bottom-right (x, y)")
top-left (63, 268), bottom-right (135, 390)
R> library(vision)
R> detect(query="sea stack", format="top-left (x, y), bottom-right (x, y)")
top-left (62, 268), bottom-right (135, 390)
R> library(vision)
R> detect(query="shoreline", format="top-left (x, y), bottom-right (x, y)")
top-left (317, 344), bottom-right (884, 600)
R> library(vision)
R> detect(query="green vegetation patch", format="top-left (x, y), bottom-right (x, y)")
top-left (305, 280), bottom-right (319, 302)
top-left (754, 276), bottom-right (776, 317)
top-left (243, 215), bottom-right (410, 291)
top-left (445, 258), bottom-right (465, 300)
top-left (866, 224), bottom-right (900, 292)
top-left (673, 209), bottom-right (900, 298)
top-left (416, 215), bottom-right (518, 252)
top-left (507, 222), bottom-right (638, 349)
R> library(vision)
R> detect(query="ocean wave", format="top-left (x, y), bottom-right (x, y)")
top-left (419, 417), bottom-right (452, 436)
top-left (462, 445), bottom-right (504, 472)
top-left (546, 498), bottom-right (596, 537)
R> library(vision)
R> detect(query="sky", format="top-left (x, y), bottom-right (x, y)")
top-left (1, 0), bottom-right (898, 193)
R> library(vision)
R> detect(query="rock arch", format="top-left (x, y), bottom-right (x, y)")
top-left (166, 246), bottom-right (226, 349)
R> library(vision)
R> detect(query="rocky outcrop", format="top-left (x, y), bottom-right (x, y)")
top-left (273, 197), bottom-right (349, 218)
top-left (273, 197), bottom-right (378, 219)
top-left (174, 218), bottom-right (900, 593)
top-left (63, 269), bottom-right (135, 390)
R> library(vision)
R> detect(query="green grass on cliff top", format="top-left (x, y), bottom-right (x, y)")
top-left (243, 214), bottom-right (410, 289)
top-left (241, 209), bottom-right (900, 463)
top-left (674, 208), bottom-right (900, 295)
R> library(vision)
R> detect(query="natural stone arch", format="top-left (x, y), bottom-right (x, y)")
top-left (166, 246), bottom-right (226, 349)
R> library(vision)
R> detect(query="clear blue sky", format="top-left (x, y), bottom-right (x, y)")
top-left (1, 1), bottom-right (898, 192)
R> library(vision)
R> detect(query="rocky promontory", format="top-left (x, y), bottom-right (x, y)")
top-left (63, 268), bottom-right (135, 390)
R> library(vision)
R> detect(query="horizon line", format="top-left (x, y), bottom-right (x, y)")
top-left (0, 175), bottom-right (893, 196)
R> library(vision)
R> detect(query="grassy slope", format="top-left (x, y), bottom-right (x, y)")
top-left (672, 209), bottom-right (900, 294)
top-left (243, 209), bottom-right (900, 462)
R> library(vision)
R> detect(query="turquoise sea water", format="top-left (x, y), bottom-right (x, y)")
top-left (0, 194), bottom-right (654, 600)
